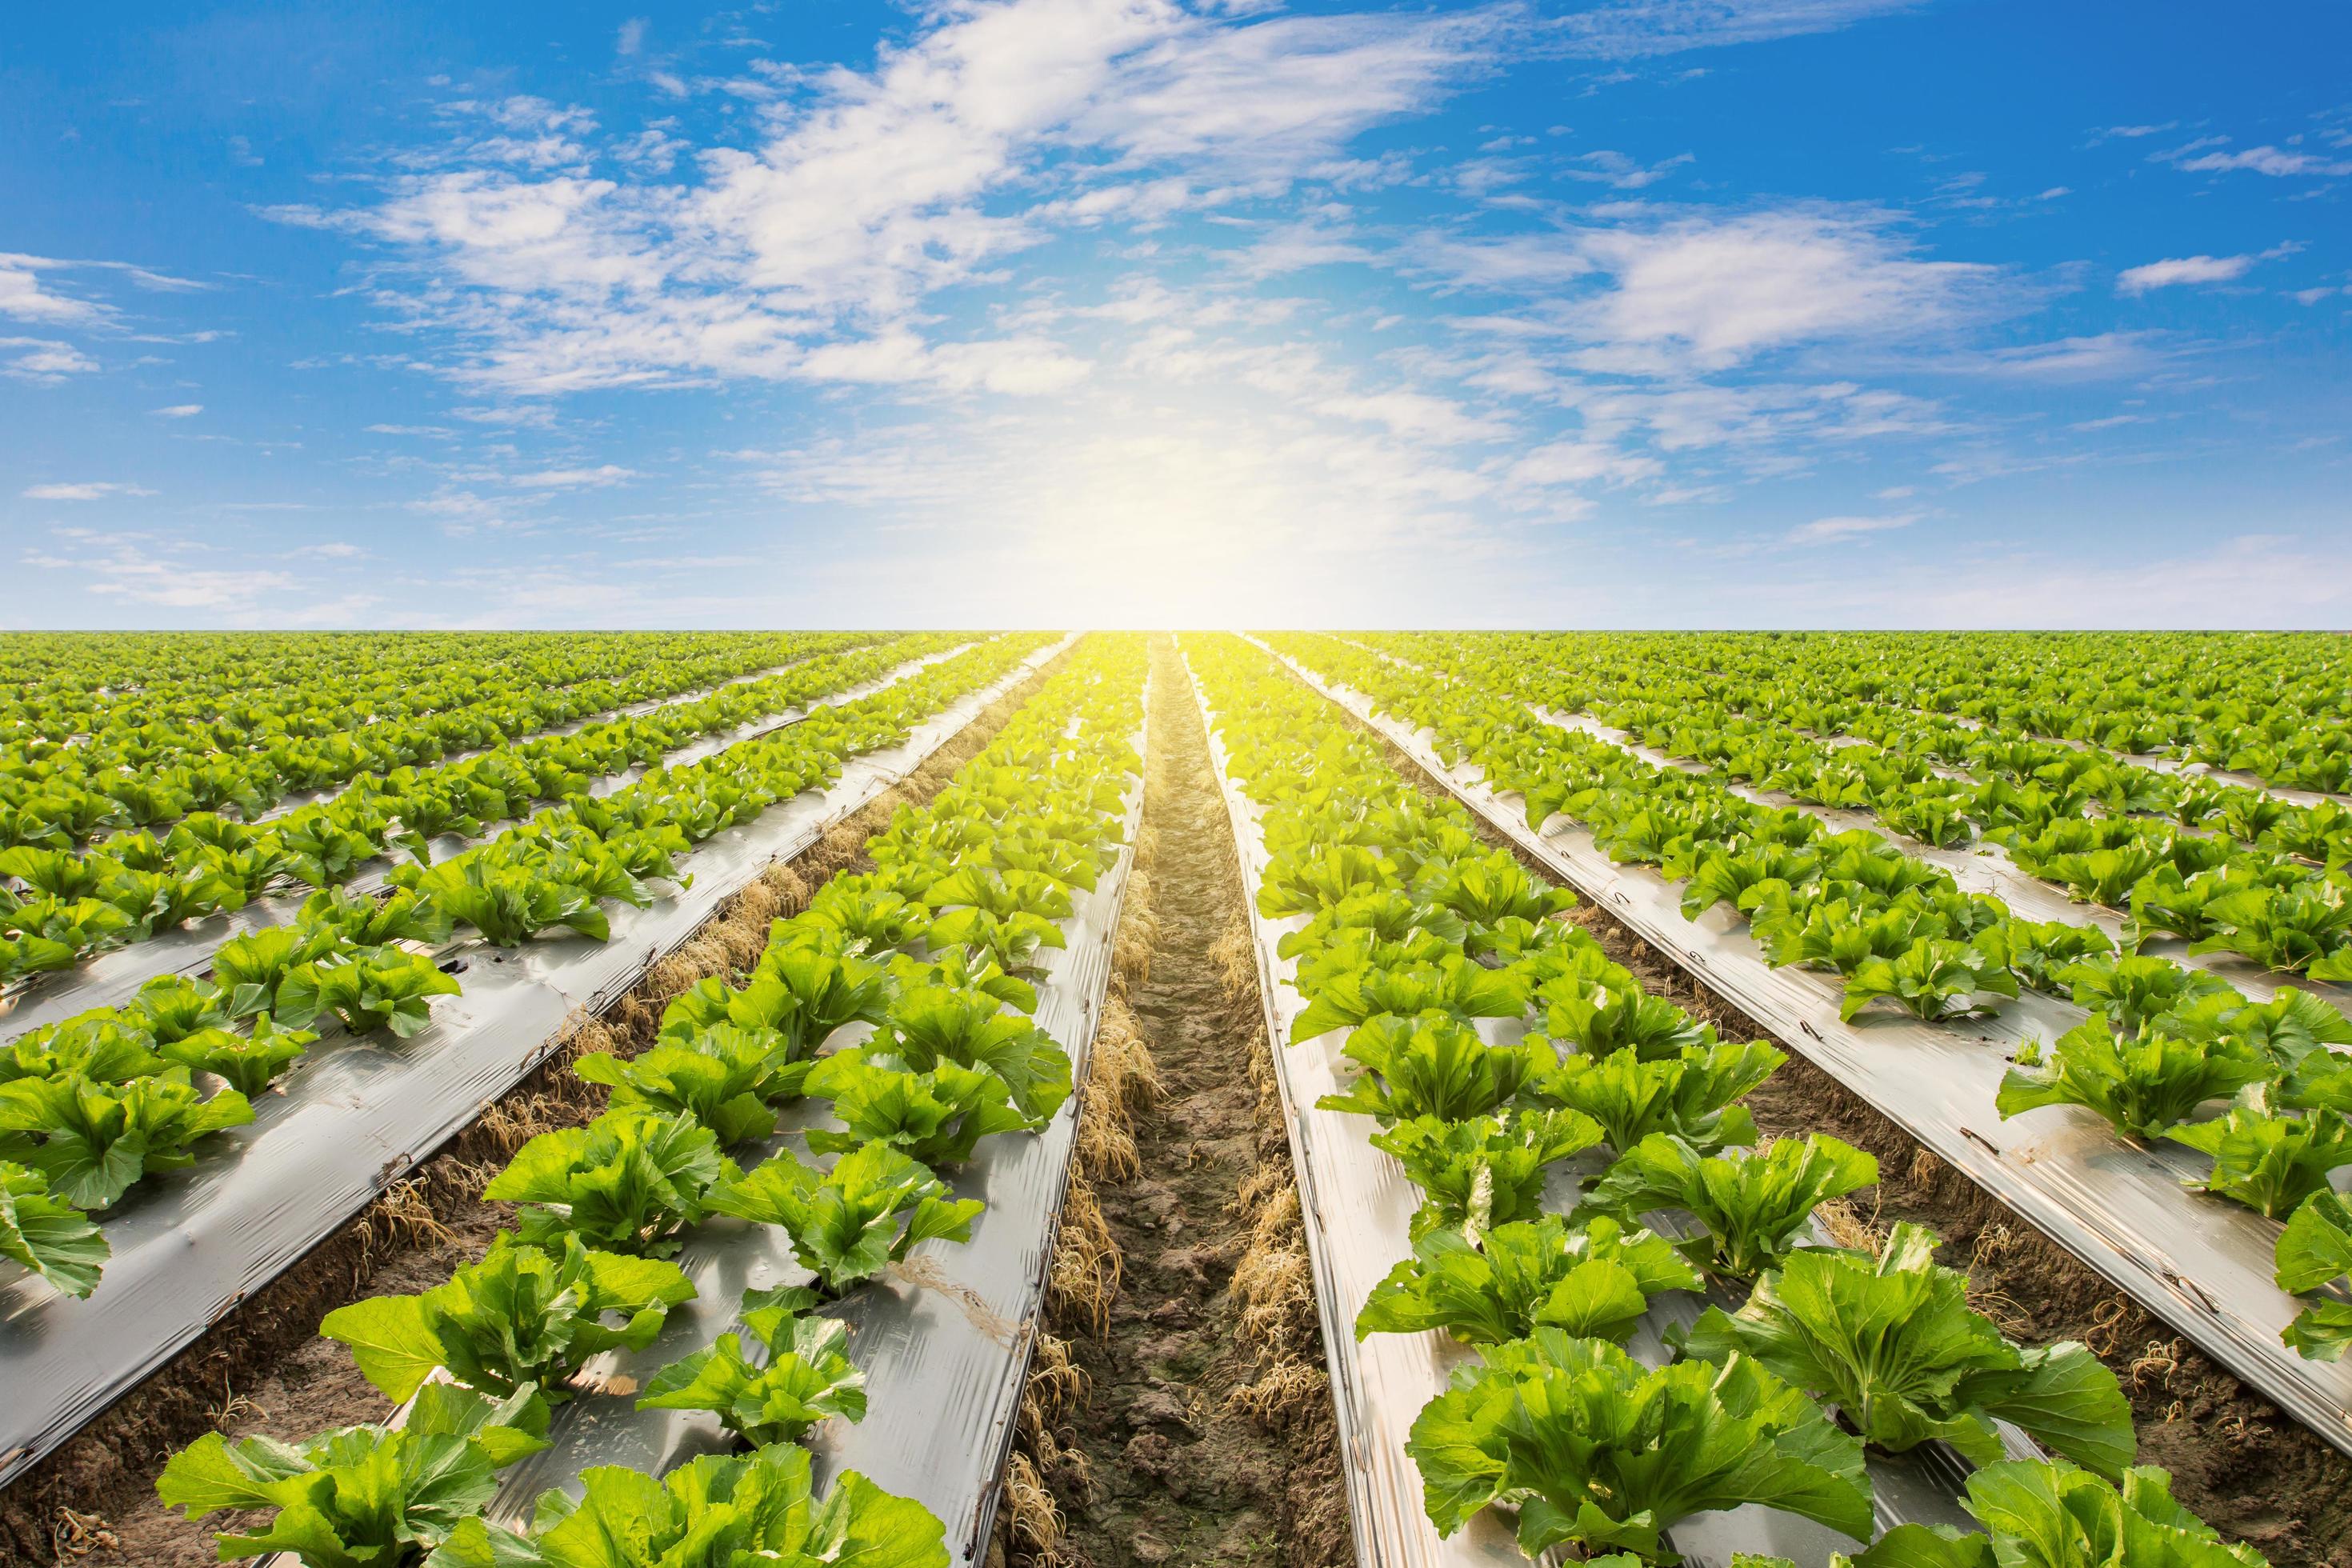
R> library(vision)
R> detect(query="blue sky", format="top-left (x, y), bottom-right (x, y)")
top-left (2, 0), bottom-right (2346, 629)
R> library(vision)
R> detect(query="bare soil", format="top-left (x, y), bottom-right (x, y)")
top-left (0, 649), bottom-right (1070, 1568)
top-left (1303, 662), bottom-right (2352, 1568)
top-left (1010, 636), bottom-right (1349, 1568)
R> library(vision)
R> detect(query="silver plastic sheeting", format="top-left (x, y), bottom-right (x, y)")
top-left (1186, 650), bottom-right (2024, 1568)
top-left (1271, 649), bottom-right (2352, 1465)
top-left (0, 638), bottom-right (1071, 1489)
top-left (465, 690), bottom-right (1150, 1568)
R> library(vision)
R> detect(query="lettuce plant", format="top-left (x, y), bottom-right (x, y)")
top-left (2166, 1098), bottom-right (2352, 1218)
top-left (1582, 1133), bottom-right (1877, 1281)
top-left (278, 947), bottom-right (462, 1038)
top-left (1356, 1213), bottom-right (1699, 1346)
top-left (705, 1141), bottom-right (982, 1295)
top-left (1537, 974), bottom-right (1717, 1060)
top-left (483, 1108), bottom-right (725, 1257)
top-left (638, 1285), bottom-right (866, 1446)
top-left (2190, 883), bottom-right (2352, 974)
top-left (159, 1017), bottom-right (316, 1095)
top-left (322, 1232), bottom-right (694, 1403)
top-left (0, 1014), bottom-right (166, 1085)
top-left (1317, 1012), bottom-right (1550, 1124)
top-left (1847, 1461), bottom-right (2269, 1568)
top-left (1682, 1221), bottom-right (2133, 1477)
top-left (862, 984), bottom-right (1071, 1121)
top-left (1996, 1018), bottom-right (2270, 1140)
top-left (1290, 955), bottom-right (1530, 1045)
top-left (1838, 936), bottom-right (2018, 1024)
top-left (210, 924), bottom-right (342, 1019)
top-left (155, 1382), bottom-right (549, 1568)
top-left (0, 1068), bottom-right (253, 1210)
top-left (1406, 1330), bottom-right (1872, 1558)
top-left (659, 941), bottom-right (892, 1063)
top-left (431, 1442), bottom-right (946, 1568)
top-left (804, 1050), bottom-right (1039, 1168)
top-left (1368, 1110), bottom-right (1602, 1242)
top-left (1534, 1040), bottom-right (1782, 1154)
top-left (1412, 850), bottom-right (1577, 928)
top-left (2275, 1190), bottom-right (2352, 1361)
top-left (0, 1159), bottom-right (107, 1297)
top-left (575, 1023), bottom-right (806, 1147)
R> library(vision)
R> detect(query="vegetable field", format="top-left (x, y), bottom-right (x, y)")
top-left (2, 630), bottom-right (2349, 1568)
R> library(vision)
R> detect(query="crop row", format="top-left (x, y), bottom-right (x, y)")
top-left (0, 634), bottom-right (962, 986)
top-left (0, 635), bottom-right (1050, 1304)
top-left (0, 631), bottom-right (867, 830)
top-left (1455, 632), bottom-right (2352, 797)
top-left (1270, 634), bottom-right (2352, 1399)
top-left (147, 631), bottom-right (1143, 1567)
top-left (1385, 632), bottom-right (2352, 982)
top-left (1188, 631), bottom-right (2262, 1565)
top-left (1, 630), bottom-right (826, 750)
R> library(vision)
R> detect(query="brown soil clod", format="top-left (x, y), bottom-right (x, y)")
top-left (1005, 636), bottom-right (1349, 1568)
top-left (0, 648), bottom-right (1074, 1568)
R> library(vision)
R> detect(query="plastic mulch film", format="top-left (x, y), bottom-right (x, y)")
top-left (0, 640), bottom-right (982, 1039)
top-left (455, 690), bottom-right (1150, 1568)
top-left (1187, 649), bottom-right (2026, 1568)
top-left (1270, 647), bottom-right (2352, 1466)
top-left (0, 638), bottom-right (1070, 1490)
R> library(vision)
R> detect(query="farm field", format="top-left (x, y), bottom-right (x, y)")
top-left (2, 630), bottom-right (2349, 1568)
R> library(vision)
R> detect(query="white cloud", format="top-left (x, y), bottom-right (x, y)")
top-left (1562, 150), bottom-right (1696, 189)
top-left (1569, 208), bottom-right (1996, 370)
top-left (151, 403), bottom-right (203, 418)
top-left (2115, 253), bottom-right (2255, 294)
top-left (506, 464), bottom-right (636, 488)
top-left (274, 0), bottom-right (1494, 395)
top-left (0, 336), bottom-right (98, 382)
top-left (2171, 144), bottom-right (2352, 178)
top-left (22, 482), bottom-right (157, 501)
top-left (0, 260), bottom-right (114, 326)
top-left (616, 17), bottom-right (647, 57)
top-left (1787, 510), bottom-right (1918, 545)
top-left (1546, 0), bottom-right (1921, 58)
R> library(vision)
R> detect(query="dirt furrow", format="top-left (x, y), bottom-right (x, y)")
top-left (1007, 635), bottom-right (1348, 1568)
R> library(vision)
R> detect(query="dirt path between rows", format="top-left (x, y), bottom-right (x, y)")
top-left (2, 647), bottom-right (1074, 1568)
top-left (1013, 636), bottom-right (1349, 1568)
top-left (1297, 658), bottom-right (2352, 1568)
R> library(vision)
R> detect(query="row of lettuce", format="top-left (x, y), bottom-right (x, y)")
top-left (1272, 632), bottom-right (2352, 1363)
top-left (0, 630), bottom-right (807, 751)
top-left (1380, 631), bottom-right (2352, 982)
top-left (0, 635), bottom-right (1051, 1300)
top-left (1190, 630), bottom-right (2265, 1566)
top-left (0, 634), bottom-right (945, 985)
top-left (147, 632), bottom-right (1145, 1567)
top-left (1434, 631), bottom-right (2350, 798)
top-left (0, 630), bottom-right (866, 850)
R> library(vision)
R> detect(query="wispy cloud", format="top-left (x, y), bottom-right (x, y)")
top-left (22, 481), bottom-right (158, 501)
top-left (2154, 136), bottom-right (2352, 178)
top-left (2116, 253), bottom-right (2255, 294)
top-left (151, 402), bottom-right (204, 418)
top-left (1544, 0), bottom-right (1922, 59)
top-left (506, 464), bottom-right (636, 488)
top-left (0, 336), bottom-right (99, 382)
top-left (1786, 509), bottom-right (1918, 544)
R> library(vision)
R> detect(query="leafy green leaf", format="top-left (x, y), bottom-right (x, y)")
top-left (1405, 1329), bottom-right (1873, 1557)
